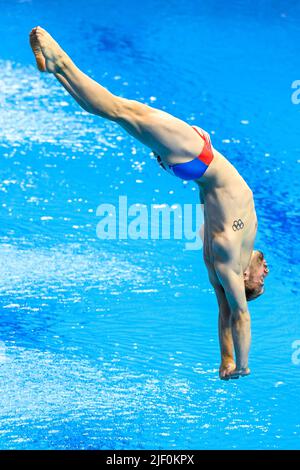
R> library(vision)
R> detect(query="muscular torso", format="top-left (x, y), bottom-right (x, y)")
top-left (196, 143), bottom-right (258, 289)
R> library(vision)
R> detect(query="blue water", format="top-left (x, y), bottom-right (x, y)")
top-left (0, 0), bottom-right (300, 450)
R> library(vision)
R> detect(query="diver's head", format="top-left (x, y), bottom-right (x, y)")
top-left (244, 250), bottom-right (269, 301)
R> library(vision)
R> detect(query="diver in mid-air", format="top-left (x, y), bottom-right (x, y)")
top-left (30, 26), bottom-right (269, 380)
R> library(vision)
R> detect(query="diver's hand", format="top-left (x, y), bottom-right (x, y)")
top-left (228, 367), bottom-right (251, 379)
top-left (219, 360), bottom-right (236, 380)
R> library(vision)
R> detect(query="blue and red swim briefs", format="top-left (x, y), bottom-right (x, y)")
top-left (156, 126), bottom-right (214, 180)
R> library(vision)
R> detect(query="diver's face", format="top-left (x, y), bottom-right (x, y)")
top-left (249, 250), bottom-right (269, 294)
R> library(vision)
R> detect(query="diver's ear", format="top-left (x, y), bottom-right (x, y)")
top-left (243, 268), bottom-right (250, 281)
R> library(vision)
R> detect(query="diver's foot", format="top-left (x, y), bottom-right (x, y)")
top-left (29, 26), bottom-right (68, 73)
top-left (219, 360), bottom-right (236, 380)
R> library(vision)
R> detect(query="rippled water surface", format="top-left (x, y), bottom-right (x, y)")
top-left (0, 0), bottom-right (300, 450)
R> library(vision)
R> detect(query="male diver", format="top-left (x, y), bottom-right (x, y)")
top-left (29, 26), bottom-right (269, 380)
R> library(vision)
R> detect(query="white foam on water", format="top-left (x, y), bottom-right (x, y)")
top-left (0, 60), bottom-right (116, 151)
top-left (0, 243), bottom-right (146, 300)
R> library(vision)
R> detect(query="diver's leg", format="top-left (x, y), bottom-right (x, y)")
top-left (54, 72), bottom-right (94, 113)
top-left (29, 26), bottom-right (204, 159)
top-left (30, 26), bottom-right (120, 119)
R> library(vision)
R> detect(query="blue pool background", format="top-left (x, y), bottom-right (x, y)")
top-left (0, 0), bottom-right (299, 449)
